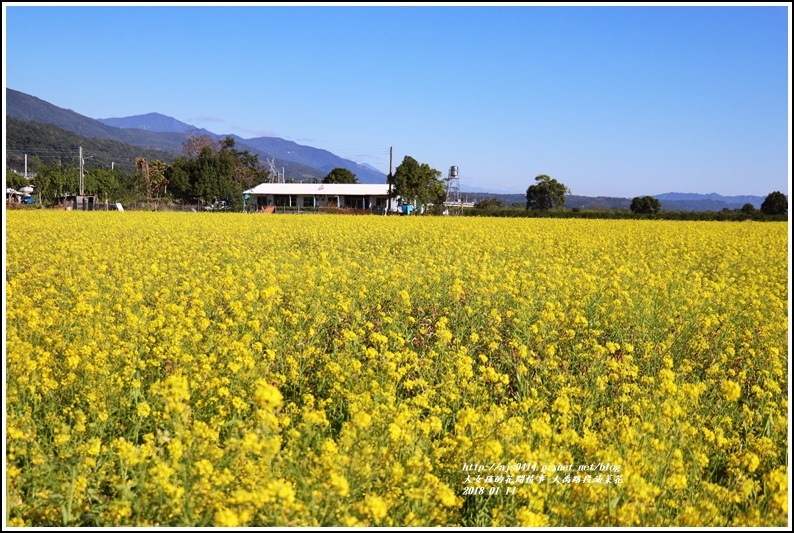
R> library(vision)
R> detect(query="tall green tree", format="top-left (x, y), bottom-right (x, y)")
top-left (5, 171), bottom-right (29, 190)
top-left (322, 167), bottom-right (358, 184)
top-left (392, 156), bottom-right (446, 211)
top-left (165, 160), bottom-right (193, 201)
top-left (32, 164), bottom-right (79, 203)
top-left (132, 158), bottom-right (169, 199)
top-left (82, 168), bottom-right (124, 200)
top-left (525, 174), bottom-right (570, 210)
top-left (630, 196), bottom-right (661, 214)
top-left (221, 136), bottom-right (270, 190)
top-left (740, 203), bottom-right (756, 215)
top-left (164, 136), bottom-right (268, 210)
top-left (760, 191), bottom-right (787, 215)
top-left (474, 197), bottom-right (503, 209)
top-left (194, 146), bottom-right (237, 206)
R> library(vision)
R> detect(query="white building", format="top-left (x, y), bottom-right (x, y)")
top-left (243, 182), bottom-right (399, 213)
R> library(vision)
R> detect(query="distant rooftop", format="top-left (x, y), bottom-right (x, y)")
top-left (244, 182), bottom-right (390, 196)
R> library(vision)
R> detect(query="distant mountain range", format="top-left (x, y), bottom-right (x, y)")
top-left (464, 192), bottom-right (772, 212)
top-left (651, 192), bottom-right (772, 211)
top-left (7, 89), bottom-right (190, 154)
top-left (6, 88), bottom-right (387, 184)
top-left (4, 88), bottom-right (782, 211)
top-left (98, 112), bottom-right (217, 137)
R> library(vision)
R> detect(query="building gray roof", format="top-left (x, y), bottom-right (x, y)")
top-left (244, 182), bottom-right (390, 196)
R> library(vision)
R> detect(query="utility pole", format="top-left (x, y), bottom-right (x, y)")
top-left (79, 146), bottom-right (84, 195)
top-left (24, 154), bottom-right (27, 179)
top-left (387, 146), bottom-right (393, 215)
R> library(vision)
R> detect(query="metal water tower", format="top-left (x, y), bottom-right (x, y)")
top-left (445, 165), bottom-right (460, 204)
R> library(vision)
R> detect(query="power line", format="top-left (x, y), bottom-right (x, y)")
top-left (6, 147), bottom-right (139, 173)
top-left (6, 148), bottom-right (82, 155)
top-left (318, 148), bottom-right (391, 155)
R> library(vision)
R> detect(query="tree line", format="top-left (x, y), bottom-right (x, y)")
top-left (10, 128), bottom-right (452, 213)
top-left (9, 134), bottom-right (275, 208)
top-left (520, 174), bottom-right (787, 217)
top-left (9, 136), bottom-right (787, 218)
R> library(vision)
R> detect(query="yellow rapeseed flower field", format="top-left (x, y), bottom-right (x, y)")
top-left (5, 211), bottom-right (789, 526)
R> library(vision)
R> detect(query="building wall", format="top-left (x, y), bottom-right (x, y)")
top-left (59, 195), bottom-right (99, 211)
top-left (253, 194), bottom-right (395, 212)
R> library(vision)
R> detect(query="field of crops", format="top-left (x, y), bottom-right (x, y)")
top-left (5, 211), bottom-right (789, 527)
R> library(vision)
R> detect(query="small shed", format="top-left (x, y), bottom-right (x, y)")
top-left (59, 194), bottom-right (99, 211)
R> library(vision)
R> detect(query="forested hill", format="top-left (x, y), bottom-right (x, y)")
top-left (6, 88), bottom-right (188, 153)
top-left (6, 88), bottom-right (344, 182)
top-left (6, 117), bottom-right (176, 174)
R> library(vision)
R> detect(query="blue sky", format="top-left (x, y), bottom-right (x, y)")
top-left (3, 3), bottom-right (791, 197)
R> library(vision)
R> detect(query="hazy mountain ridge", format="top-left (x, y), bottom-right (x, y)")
top-left (654, 192), bottom-right (768, 206)
top-left (228, 135), bottom-right (386, 184)
top-left (98, 111), bottom-right (387, 183)
top-left (6, 89), bottom-right (189, 153)
top-left (359, 162), bottom-right (384, 173)
top-left (98, 113), bottom-right (216, 137)
top-left (6, 88), bottom-right (383, 183)
top-left (466, 192), bottom-right (773, 212)
top-left (5, 111), bottom-right (331, 184)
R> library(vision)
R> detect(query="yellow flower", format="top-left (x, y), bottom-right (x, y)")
top-left (254, 382), bottom-right (284, 410)
top-left (666, 474), bottom-right (688, 490)
top-left (437, 484), bottom-right (458, 507)
top-left (766, 466), bottom-right (788, 515)
top-left (136, 402), bottom-right (151, 418)
top-left (552, 395), bottom-right (571, 415)
top-left (484, 440), bottom-right (503, 461)
top-left (195, 459), bottom-right (214, 478)
top-left (531, 415), bottom-right (553, 439)
top-left (330, 472), bottom-right (350, 497)
top-left (364, 495), bottom-right (389, 522)
top-left (353, 411), bottom-right (372, 429)
top-left (743, 452), bottom-right (761, 473)
top-left (722, 380), bottom-right (741, 401)
top-left (214, 508), bottom-right (241, 527)
top-left (516, 508), bottom-right (549, 527)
